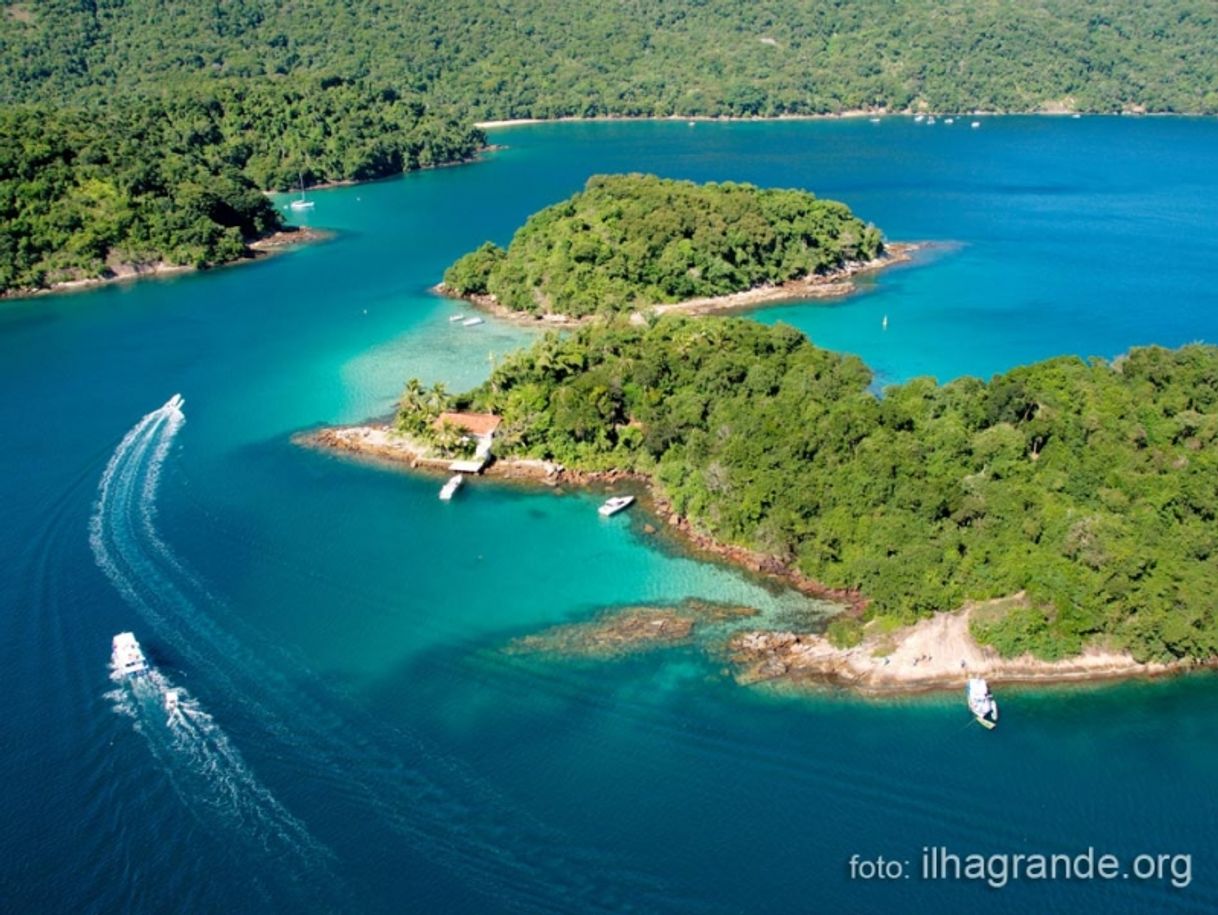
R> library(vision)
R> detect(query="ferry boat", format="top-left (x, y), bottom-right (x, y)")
top-left (462, 317), bottom-right (484, 327)
top-left (598, 495), bottom-right (635, 517)
top-left (111, 632), bottom-right (148, 678)
top-left (966, 677), bottom-right (999, 729)
top-left (439, 474), bottom-right (464, 501)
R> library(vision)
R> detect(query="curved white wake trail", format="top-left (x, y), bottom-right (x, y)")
top-left (106, 664), bottom-right (338, 908)
top-left (91, 397), bottom-right (687, 913)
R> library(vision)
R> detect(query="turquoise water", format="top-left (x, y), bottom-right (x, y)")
top-left (3, 117), bottom-right (1218, 913)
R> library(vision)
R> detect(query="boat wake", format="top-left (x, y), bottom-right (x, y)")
top-left (106, 662), bottom-right (333, 889)
top-left (90, 395), bottom-right (688, 914)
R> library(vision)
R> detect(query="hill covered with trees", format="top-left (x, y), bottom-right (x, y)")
top-left (443, 175), bottom-right (884, 318)
top-left (3, 0), bottom-right (1218, 115)
top-left (0, 80), bottom-right (482, 293)
top-left (397, 317), bottom-right (1218, 664)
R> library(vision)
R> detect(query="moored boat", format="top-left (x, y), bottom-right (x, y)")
top-left (598, 495), bottom-right (635, 517)
top-left (462, 317), bottom-right (484, 327)
top-left (439, 474), bottom-right (464, 501)
top-left (111, 632), bottom-right (148, 678)
top-left (448, 314), bottom-right (465, 323)
top-left (966, 677), bottom-right (999, 729)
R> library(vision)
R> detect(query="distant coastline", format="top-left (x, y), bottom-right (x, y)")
top-left (473, 110), bottom-right (1160, 129)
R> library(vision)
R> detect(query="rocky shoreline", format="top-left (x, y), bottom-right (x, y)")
top-left (729, 600), bottom-right (1208, 694)
top-left (434, 243), bottom-right (920, 327)
top-left (301, 423), bottom-right (867, 612)
top-left (3, 224), bottom-right (330, 301)
top-left (303, 424), bottom-right (1214, 696)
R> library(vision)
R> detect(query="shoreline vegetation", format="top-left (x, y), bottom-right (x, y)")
top-left (437, 243), bottom-right (919, 326)
top-left (1, 225), bottom-right (330, 300)
top-left (441, 174), bottom-right (887, 320)
top-left (302, 424), bottom-right (1210, 694)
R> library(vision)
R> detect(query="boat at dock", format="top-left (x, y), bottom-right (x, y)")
top-left (598, 495), bottom-right (635, 517)
top-left (439, 474), bottom-right (464, 501)
top-left (111, 632), bottom-right (148, 678)
top-left (966, 677), bottom-right (998, 729)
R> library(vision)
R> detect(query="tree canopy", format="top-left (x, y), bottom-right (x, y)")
top-left (398, 317), bottom-right (1218, 663)
top-left (0, 79), bottom-right (483, 293)
top-left (4, 0), bottom-right (1218, 115)
top-left (443, 174), bottom-right (883, 317)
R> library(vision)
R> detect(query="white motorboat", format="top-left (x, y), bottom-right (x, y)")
top-left (111, 632), bottom-right (148, 678)
top-left (971, 120), bottom-right (981, 128)
top-left (598, 495), bottom-right (635, 517)
top-left (439, 474), bottom-right (464, 501)
top-left (448, 314), bottom-right (466, 323)
top-left (462, 317), bottom-right (484, 327)
top-left (966, 677), bottom-right (998, 729)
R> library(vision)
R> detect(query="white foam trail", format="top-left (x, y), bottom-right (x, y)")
top-left (90, 397), bottom-right (685, 913)
top-left (110, 664), bottom-right (327, 863)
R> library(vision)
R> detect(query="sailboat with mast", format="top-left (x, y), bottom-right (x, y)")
top-left (289, 172), bottom-right (314, 212)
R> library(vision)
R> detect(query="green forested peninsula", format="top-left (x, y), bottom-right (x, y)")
top-left (443, 175), bottom-right (883, 318)
top-left (3, 0), bottom-right (1218, 115)
top-left (397, 317), bottom-right (1218, 663)
top-left (0, 81), bottom-right (482, 292)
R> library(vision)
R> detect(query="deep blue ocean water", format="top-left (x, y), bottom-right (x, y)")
top-left (3, 117), bottom-right (1218, 913)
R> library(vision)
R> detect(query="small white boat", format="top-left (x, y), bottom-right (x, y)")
top-left (688, 120), bottom-right (696, 127)
top-left (944, 117), bottom-right (954, 125)
top-left (439, 474), bottom-right (464, 501)
top-left (914, 114), bottom-right (925, 123)
top-left (448, 314), bottom-right (465, 323)
top-left (971, 120), bottom-right (981, 128)
top-left (462, 317), bottom-right (484, 327)
top-left (288, 173), bottom-right (314, 211)
top-left (1072, 113), bottom-right (1082, 119)
top-left (881, 314), bottom-right (889, 330)
top-left (966, 677), bottom-right (999, 729)
top-left (869, 117), bottom-right (881, 123)
top-left (164, 689), bottom-right (184, 724)
top-left (927, 116), bottom-right (936, 125)
top-left (111, 632), bottom-right (148, 678)
top-left (598, 495), bottom-right (635, 517)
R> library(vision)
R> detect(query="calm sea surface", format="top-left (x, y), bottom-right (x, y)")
top-left (3, 118), bottom-right (1217, 913)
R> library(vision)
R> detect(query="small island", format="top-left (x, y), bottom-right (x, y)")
top-left (441, 174), bottom-right (896, 320)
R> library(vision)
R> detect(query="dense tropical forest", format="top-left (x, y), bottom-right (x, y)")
top-left (396, 317), bottom-right (1218, 664)
top-left (3, 0), bottom-right (1218, 115)
top-left (443, 175), bottom-right (883, 317)
top-left (4, 0), bottom-right (1218, 290)
top-left (0, 80), bottom-right (482, 292)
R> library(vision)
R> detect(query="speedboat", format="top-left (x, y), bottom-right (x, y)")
top-left (112, 632), bottom-right (148, 678)
top-left (598, 495), bottom-right (635, 517)
top-left (966, 677), bottom-right (999, 729)
top-left (439, 474), bottom-right (464, 501)
top-left (462, 317), bottom-right (484, 327)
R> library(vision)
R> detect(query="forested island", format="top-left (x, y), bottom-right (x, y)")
top-left (443, 175), bottom-right (886, 318)
top-left (389, 317), bottom-right (1218, 667)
